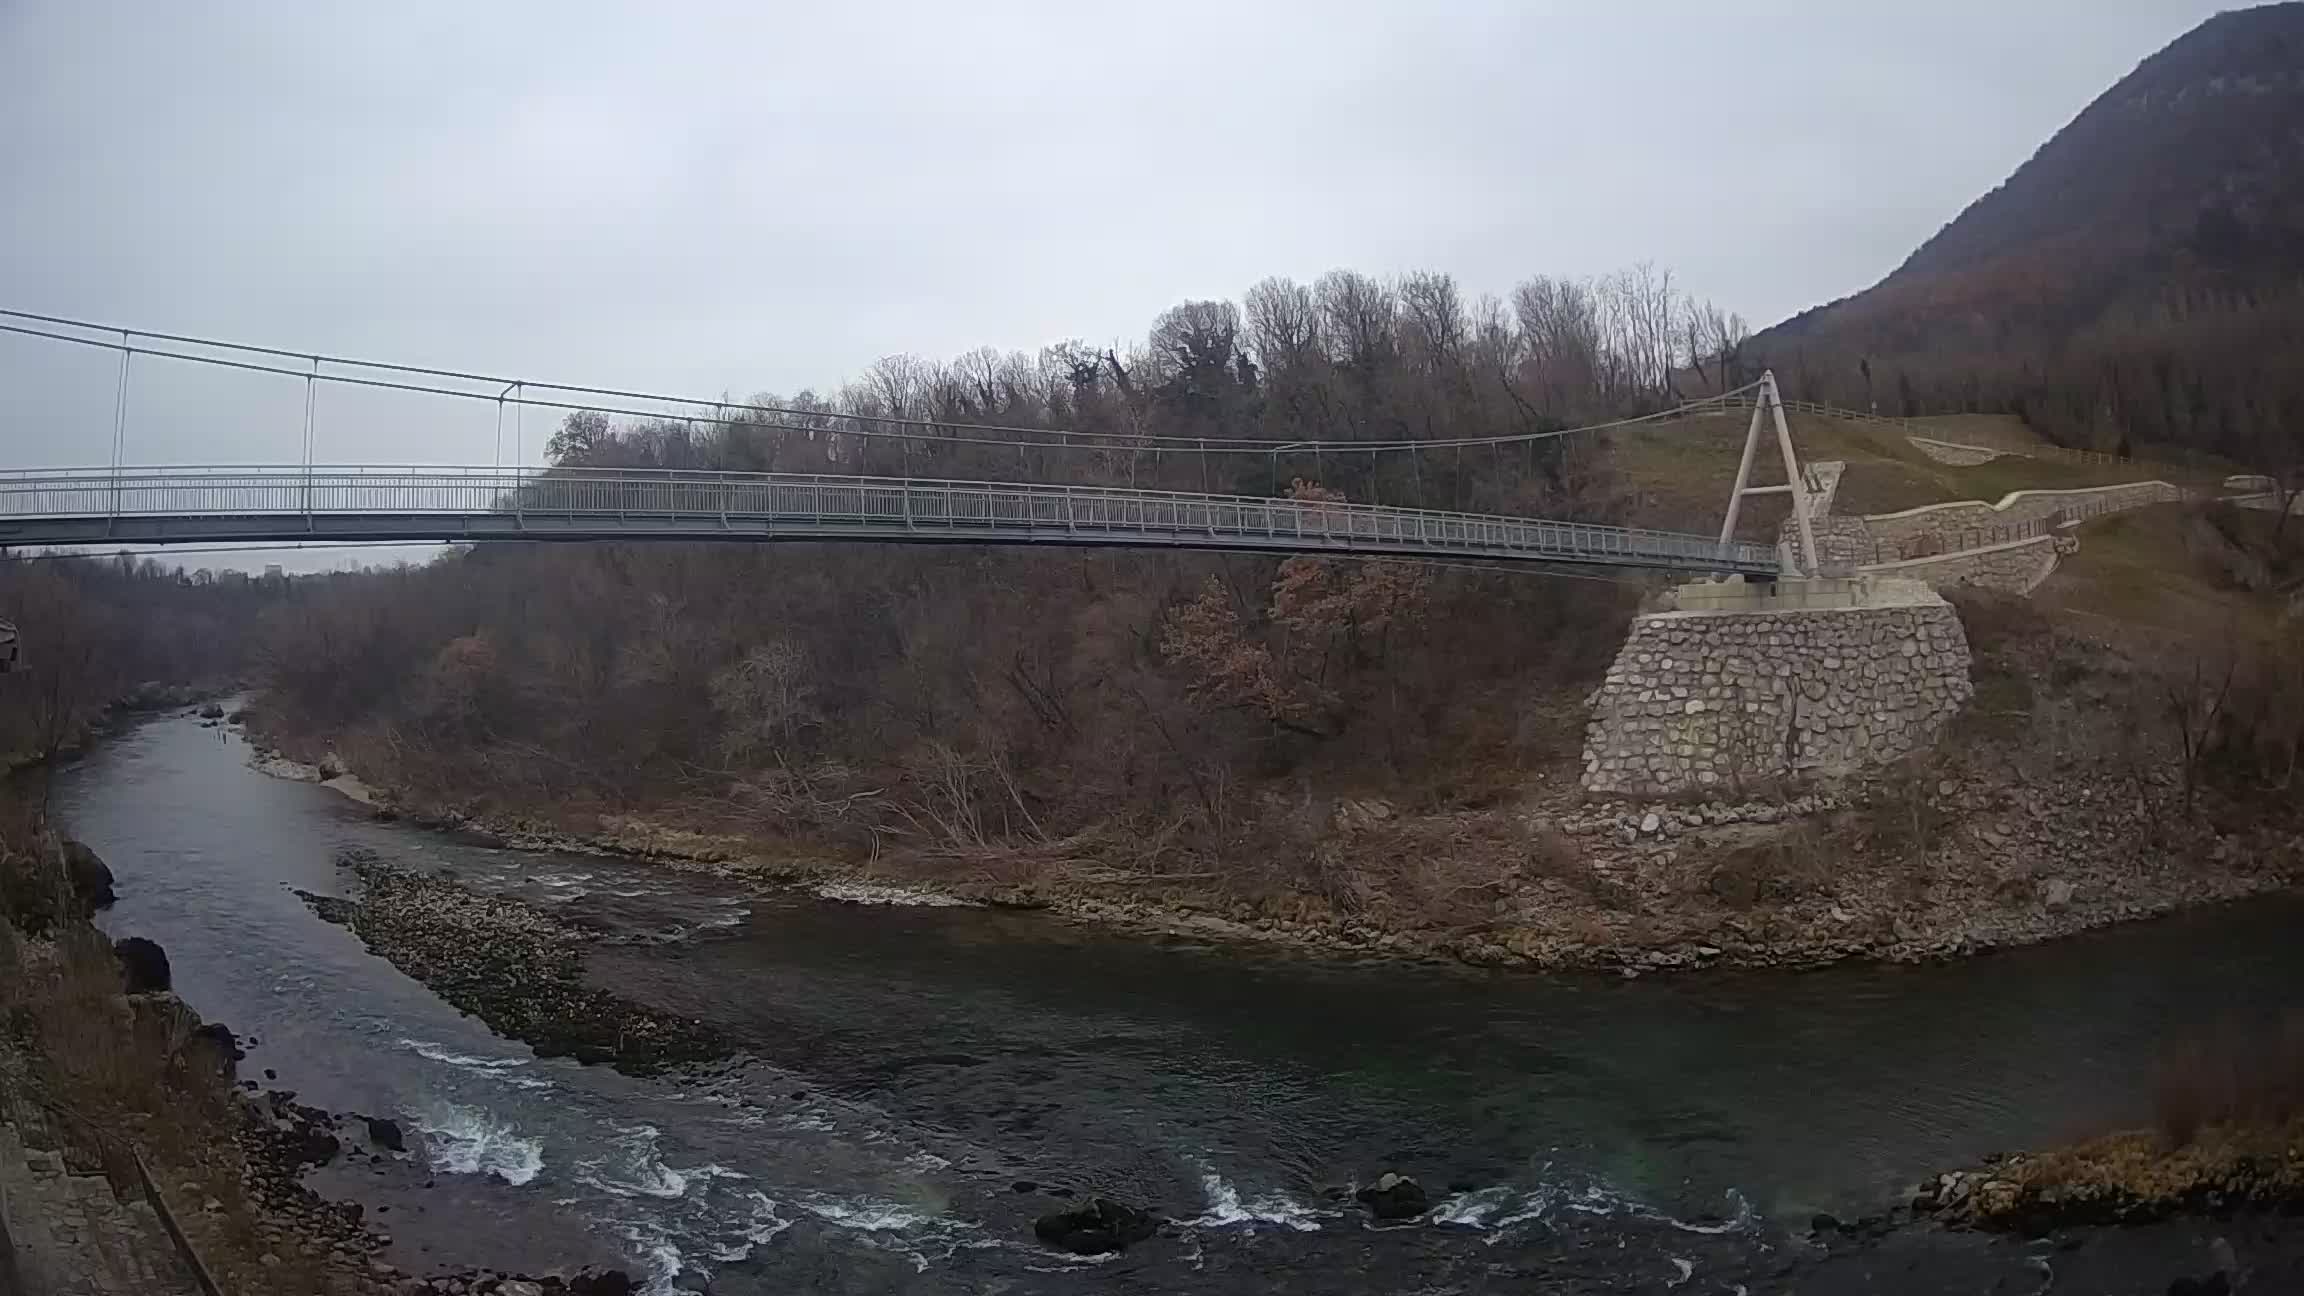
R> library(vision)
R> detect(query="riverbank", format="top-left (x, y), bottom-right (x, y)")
top-left (56, 704), bottom-right (2304, 1295)
top-left (237, 587), bottom-right (2304, 978)
top-left (252, 729), bottom-right (2301, 978)
top-left (1922, 1117), bottom-right (2304, 1234)
top-left (0, 821), bottom-right (637, 1294)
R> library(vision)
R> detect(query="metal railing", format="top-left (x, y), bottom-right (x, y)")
top-left (0, 465), bottom-right (1783, 574)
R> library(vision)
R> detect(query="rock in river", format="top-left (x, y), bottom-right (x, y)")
top-left (63, 838), bottom-right (115, 910)
top-left (1356, 1172), bottom-right (1429, 1221)
top-left (1033, 1198), bottom-right (1158, 1254)
top-left (366, 1117), bottom-right (406, 1153)
top-left (114, 936), bottom-right (172, 993)
top-left (567, 1269), bottom-right (637, 1296)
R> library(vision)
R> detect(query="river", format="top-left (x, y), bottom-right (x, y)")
top-left (55, 709), bottom-right (2304, 1293)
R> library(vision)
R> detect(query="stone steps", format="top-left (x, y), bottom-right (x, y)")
top-left (0, 1111), bottom-right (201, 1296)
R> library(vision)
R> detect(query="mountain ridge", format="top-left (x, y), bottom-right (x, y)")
top-left (1750, 2), bottom-right (2304, 465)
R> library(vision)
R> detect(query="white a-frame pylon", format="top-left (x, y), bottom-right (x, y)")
top-left (1717, 370), bottom-right (1819, 577)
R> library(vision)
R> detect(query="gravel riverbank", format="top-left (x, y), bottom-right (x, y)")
top-left (297, 851), bottom-right (724, 1074)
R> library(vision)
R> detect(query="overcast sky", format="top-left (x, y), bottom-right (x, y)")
top-left (0, 0), bottom-right (2238, 567)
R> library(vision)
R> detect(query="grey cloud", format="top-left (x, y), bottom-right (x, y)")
top-left (0, 0), bottom-right (2232, 567)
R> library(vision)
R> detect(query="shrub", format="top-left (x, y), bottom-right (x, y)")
top-left (2154, 1013), bottom-right (2304, 1146)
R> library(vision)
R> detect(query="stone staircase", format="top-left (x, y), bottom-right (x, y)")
top-left (0, 1105), bottom-right (199, 1296)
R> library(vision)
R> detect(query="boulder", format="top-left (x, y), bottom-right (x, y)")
top-left (198, 702), bottom-right (225, 719)
top-left (63, 839), bottom-right (115, 910)
top-left (290, 1126), bottom-right (341, 1167)
top-left (114, 936), bottom-right (172, 993)
top-left (1355, 1172), bottom-right (1429, 1222)
top-left (1033, 1198), bottom-right (1157, 1255)
top-left (366, 1117), bottom-right (406, 1153)
top-left (190, 1021), bottom-right (244, 1066)
top-left (567, 1270), bottom-right (636, 1296)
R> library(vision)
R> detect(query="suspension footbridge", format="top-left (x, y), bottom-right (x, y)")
top-left (0, 311), bottom-right (1806, 577)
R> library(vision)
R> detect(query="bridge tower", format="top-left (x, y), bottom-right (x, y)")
top-left (1716, 370), bottom-right (1820, 577)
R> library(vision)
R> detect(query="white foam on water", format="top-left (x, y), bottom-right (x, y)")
top-left (407, 1101), bottom-right (545, 1186)
top-left (620, 1222), bottom-right (687, 1296)
top-left (1666, 1256), bottom-right (1696, 1287)
top-left (812, 882), bottom-right (975, 908)
top-left (902, 1149), bottom-right (953, 1173)
top-left (576, 1124), bottom-right (745, 1200)
top-left (1026, 1251), bottom-right (1121, 1271)
top-left (399, 1038), bottom-right (554, 1090)
top-left (1189, 1172), bottom-right (1323, 1232)
top-left (1482, 1191), bottom-right (1557, 1238)
top-left (800, 1195), bottom-right (938, 1231)
top-left (800, 1195), bottom-right (986, 1273)
top-left (1431, 1185), bottom-right (1520, 1227)
top-left (399, 1038), bottom-right (529, 1070)
top-left (1436, 1174), bottom-right (1753, 1246)
top-left (710, 1191), bottom-right (793, 1262)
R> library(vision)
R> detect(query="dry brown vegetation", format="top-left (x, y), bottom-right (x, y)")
top-left (231, 258), bottom-right (2304, 964)
top-left (1941, 1014), bottom-right (2304, 1231)
top-left (250, 263), bottom-right (1754, 893)
top-left (2155, 1014), bottom-right (2304, 1148)
top-left (0, 554), bottom-right (281, 772)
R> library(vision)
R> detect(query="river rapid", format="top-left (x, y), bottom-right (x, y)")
top-left (57, 710), bottom-right (2304, 1293)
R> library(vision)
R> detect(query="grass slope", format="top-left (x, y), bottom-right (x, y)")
top-left (1603, 411), bottom-right (2174, 539)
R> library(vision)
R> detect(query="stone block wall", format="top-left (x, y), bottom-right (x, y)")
top-left (1779, 514), bottom-right (1876, 571)
top-left (1864, 482), bottom-right (2188, 549)
top-left (1582, 590), bottom-right (1973, 797)
top-left (1859, 534), bottom-right (2069, 596)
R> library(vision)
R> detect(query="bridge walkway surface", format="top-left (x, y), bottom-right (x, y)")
top-left (0, 467), bottom-right (1784, 576)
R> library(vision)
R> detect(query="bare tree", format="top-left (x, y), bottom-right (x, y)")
top-left (1512, 275), bottom-right (1605, 415)
top-left (1315, 270), bottom-right (1397, 384)
top-left (711, 640), bottom-right (819, 763)
top-left (1243, 276), bottom-right (1324, 377)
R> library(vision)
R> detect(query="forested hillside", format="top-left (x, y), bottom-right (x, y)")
top-left (1750, 2), bottom-right (2304, 471)
top-left (249, 263), bottom-right (1746, 889)
top-left (0, 556), bottom-right (277, 767)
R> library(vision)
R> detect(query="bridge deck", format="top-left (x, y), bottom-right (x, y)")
top-left (0, 467), bottom-right (1780, 575)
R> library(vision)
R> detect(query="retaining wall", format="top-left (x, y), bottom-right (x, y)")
top-left (1858, 534), bottom-right (2070, 596)
top-left (1864, 481), bottom-right (2189, 548)
top-left (1582, 580), bottom-right (1973, 798)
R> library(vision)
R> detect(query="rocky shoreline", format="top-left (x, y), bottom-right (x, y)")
top-left (297, 851), bottom-right (724, 1074)
top-left (1916, 1119), bottom-right (2304, 1235)
top-left (3, 934), bottom-right (638, 1293)
top-left (230, 1081), bottom-right (638, 1296)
